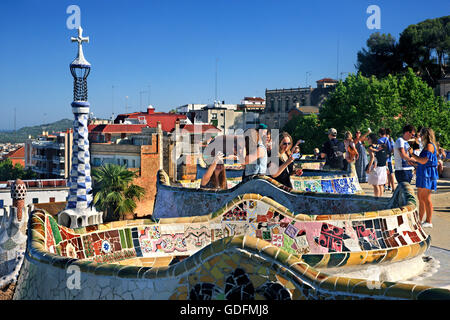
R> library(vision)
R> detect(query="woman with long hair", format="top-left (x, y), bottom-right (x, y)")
top-left (344, 131), bottom-right (359, 164)
top-left (268, 132), bottom-right (303, 188)
top-left (354, 128), bottom-right (371, 183)
top-left (200, 151), bottom-right (227, 190)
top-left (241, 128), bottom-right (268, 182)
top-left (411, 127), bottom-right (439, 228)
top-left (366, 133), bottom-right (388, 197)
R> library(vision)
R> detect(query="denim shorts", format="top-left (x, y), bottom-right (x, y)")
top-left (395, 170), bottom-right (413, 183)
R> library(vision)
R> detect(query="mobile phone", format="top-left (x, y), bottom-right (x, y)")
top-left (292, 153), bottom-right (300, 159)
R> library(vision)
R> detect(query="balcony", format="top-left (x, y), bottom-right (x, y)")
top-left (52, 156), bottom-right (65, 164)
top-left (32, 166), bottom-right (51, 174)
top-left (52, 168), bottom-right (66, 177)
top-left (32, 140), bottom-right (65, 150)
top-left (32, 154), bottom-right (47, 161)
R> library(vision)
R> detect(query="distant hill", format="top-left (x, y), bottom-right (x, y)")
top-left (0, 119), bottom-right (73, 143)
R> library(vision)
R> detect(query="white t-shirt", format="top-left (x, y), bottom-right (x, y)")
top-left (394, 137), bottom-right (413, 171)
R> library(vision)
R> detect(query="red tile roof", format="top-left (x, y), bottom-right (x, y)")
top-left (88, 124), bottom-right (148, 134)
top-left (3, 146), bottom-right (25, 167)
top-left (4, 146), bottom-right (25, 159)
top-left (244, 97), bottom-right (265, 102)
top-left (316, 78), bottom-right (338, 83)
top-left (177, 124), bottom-right (220, 133)
top-left (114, 110), bottom-right (187, 132)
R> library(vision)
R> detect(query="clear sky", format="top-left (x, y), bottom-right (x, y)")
top-left (0, 0), bottom-right (448, 130)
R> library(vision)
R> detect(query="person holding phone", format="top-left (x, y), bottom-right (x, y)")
top-left (268, 132), bottom-right (303, 188)
top-left (200, 151), bottom-right (228, 190)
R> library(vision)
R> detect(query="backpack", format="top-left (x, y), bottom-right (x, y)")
top-left (328, 141), bottom-right (344, 169)
top-left (375, 143), bottom-right (388, 167)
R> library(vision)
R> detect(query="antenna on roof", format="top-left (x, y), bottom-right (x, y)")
top-left (112, 85), bottom-right (115, 116)
top-left (215, 58), bottom-right (218, 102)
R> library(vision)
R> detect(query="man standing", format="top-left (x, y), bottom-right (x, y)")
top-left (394, 124), bottom-right (416, 184)
top-left (320, 128), bottom-right (345, 170)
top-left (379, 128), bottom-right (395, 192)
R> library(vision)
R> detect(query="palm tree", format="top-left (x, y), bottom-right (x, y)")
top-left (92, 164), bottom-right (146, 222)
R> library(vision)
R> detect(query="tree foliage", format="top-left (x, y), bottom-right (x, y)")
top-left (356, 32), bottom-right (403, 78)
top-left (356, 16), bottom-right (450, 88)
top-left (92, 164), bottom-right (146, 222)
top-left (283, 114), bottom-right (324, 154)
top-left (284, 69), bottom-right (450, 151)
top-left (0, 159), bottom-right (37, 181)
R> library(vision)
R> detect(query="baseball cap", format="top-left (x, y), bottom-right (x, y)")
top-left (257, 123), bottom-right (268, 130)
top-left (328, 128), bottom-right (337, 136)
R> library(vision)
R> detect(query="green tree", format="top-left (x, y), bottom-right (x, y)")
top-left (398, 16), bottom-right (450, 87)
top-left (92, 164), bottom-right (146, 222)
top-left (356, 16), bottom-right (450, 88)
top-left (356, 32), bottom-right (403, 78)
top-left (0, 159), bottom-right (37, 181)
top-left (319, 69), bottom-right (450, 148)
top-left (282, 114), bottom-right (324, 154)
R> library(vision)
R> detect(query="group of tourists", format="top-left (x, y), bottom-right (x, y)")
top-left (320, 124), bottom-right (443, 229)
top-left (200, 123), bottom-right (445, 230)
top-left (200, 124), bottom-right (304, 190)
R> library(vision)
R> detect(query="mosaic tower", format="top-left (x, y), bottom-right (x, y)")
top-left (58, 26), bottom-right (102, 228)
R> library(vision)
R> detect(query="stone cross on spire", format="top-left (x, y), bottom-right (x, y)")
top-left (70, 26), bottom-right (90, 67)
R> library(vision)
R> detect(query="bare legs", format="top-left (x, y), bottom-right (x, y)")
top-left (417, 188), bottom-right (433, 223)
top-left (372, 184), bottom-right (384, 197)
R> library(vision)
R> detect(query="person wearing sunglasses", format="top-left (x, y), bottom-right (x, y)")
top-left (268, 132), bottom-right (303, 188)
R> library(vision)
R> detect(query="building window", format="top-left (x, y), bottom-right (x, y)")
top-left (49, 197), bottom-right (55, 203)
top-left (123, 159), bottom-right (128, 167)
top-left (32, 198), bottom-right (39, 204)
top-left (447, 91), bottom-right (450, 101)
top-left (132, 159), bottom-right (136, 168)
top-left (0, 200), bottom-right (3, 208)
top-left (212, 113), bottom-right (218, 120)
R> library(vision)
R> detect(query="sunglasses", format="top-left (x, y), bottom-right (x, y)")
top-left (282, 142), bottom-right (292, 146)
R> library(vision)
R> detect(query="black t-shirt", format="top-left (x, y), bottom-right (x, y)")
top-left (321, 138), bottom-right (345, 169)
top-left (272, 158), bottom-right (294, 188)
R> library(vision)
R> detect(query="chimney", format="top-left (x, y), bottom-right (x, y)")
top-left (147, 105), bottom-right (155, 114)
top-left (10, 179), bottom-right (27, 221)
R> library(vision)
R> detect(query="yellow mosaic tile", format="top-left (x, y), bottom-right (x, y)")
top-left (391, 245), bottom-right (411, 262)
top-left (210, 266), bottom-right (225, 280)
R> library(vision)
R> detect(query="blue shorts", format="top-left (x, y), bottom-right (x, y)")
top-left (395, 170), bottom-right (413, 184)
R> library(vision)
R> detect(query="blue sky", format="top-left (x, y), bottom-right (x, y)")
top-left (0, 0), bottom-right (448, 130)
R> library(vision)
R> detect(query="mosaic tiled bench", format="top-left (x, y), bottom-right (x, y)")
top-left (13, 182), bottom-right (450, 299)
top-left (189, 161), bottom-right (362, 194)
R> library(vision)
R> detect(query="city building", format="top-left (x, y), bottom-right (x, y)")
top-left (176, 104), bottom-right (208, 114)
top-left (183, 100), bottom-right (261, 133)
top-left (0, 179), bottom-right (68, 209)
top-left (114, 105), bottom-right (190, 132)
top-left (2, 146), bottom-right (25, 167)
top-left (88, 123), bottom-right (149, 143)
top-left (438, 73), bottom-right (450, 101)
top-left (25, 130), bottom-right (73, 179)
top-left (237, 97), bottom-right (266, 111)
top-left (262, 78), bottom-right (338, 129)
top-left (90, 125), bottom-right (164, 216)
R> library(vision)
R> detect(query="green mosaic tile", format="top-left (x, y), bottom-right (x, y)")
top-left (49, 215), bottom-right (62, 245)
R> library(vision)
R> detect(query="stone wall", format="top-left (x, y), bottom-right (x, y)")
top-left (133, 135), bottom-right (160, 217)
